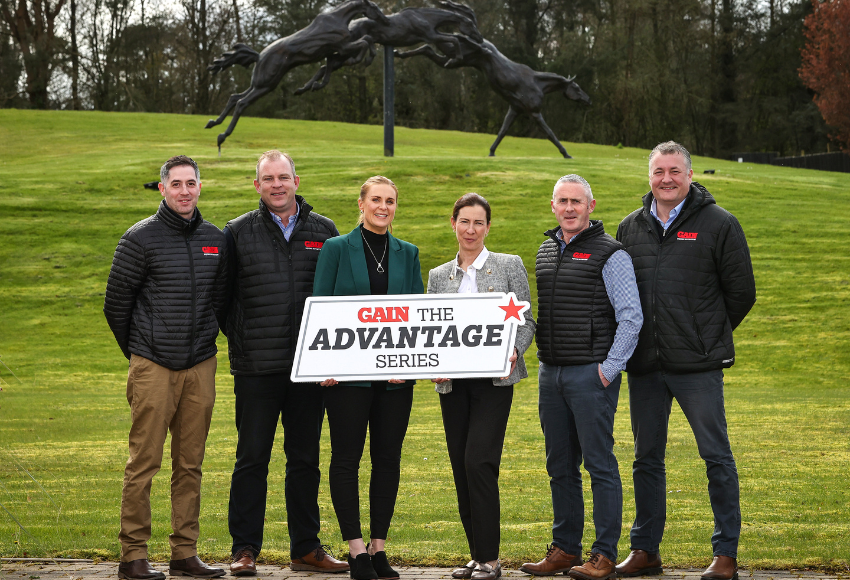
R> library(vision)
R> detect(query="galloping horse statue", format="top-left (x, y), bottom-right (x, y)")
top-left (398, 36), bottom-right (591, 158)
top-left (295, 1), bottom-right (483, 95)
top-left (205, 0), bottom-right (389, 149)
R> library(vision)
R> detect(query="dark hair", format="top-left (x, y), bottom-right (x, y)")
top-left (452, 193), bottom-right (491, 224)
top-left (160, 155), bottom-right (199, 183)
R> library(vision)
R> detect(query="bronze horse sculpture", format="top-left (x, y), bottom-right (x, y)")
top-left (397, 36), bottom-right (591, 158)
top-left (205, 0), bottom-right (389, 149)
top-left (294, 1), bottom-right (483, 96)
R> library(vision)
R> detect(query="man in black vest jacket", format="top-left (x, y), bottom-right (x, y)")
top-left (224, 151), bottom-right (345, 576)
top-left (104, 155), bottom-right (228, 580)
top-left (521, 175), bottom-right (642, 580)
top-left (615, 142), bottom-right (756, 580)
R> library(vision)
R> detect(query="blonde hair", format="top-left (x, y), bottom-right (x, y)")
top-left (256, 150), bottom-right (296, 180)
top-left (358, 175), bottom-right (399, 232)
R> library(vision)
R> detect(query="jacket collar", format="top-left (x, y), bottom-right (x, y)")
top-left (258, 195), bottom-right (313, 241)
top-left (157, 200), bottom-right (201, 233)
top-left (544, 219), bottom-right (605, 246)
top-left (640, 182), bottom-right (716, 226)
top-left (346, 225), bottom-right (405, 295)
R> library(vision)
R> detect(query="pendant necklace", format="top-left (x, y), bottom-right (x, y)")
top-left (361, 229), bottom-right (387, 273)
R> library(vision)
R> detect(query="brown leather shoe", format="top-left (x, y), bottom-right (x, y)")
top-left (168, 556), bottom-right (226, 578)
top-left (452, 561), bottom-right (477, 579)
top-left (290, 545), bottom-right (350, 573)
top-left (118, 559), bottom-right (166, 580)
top-left (520, 544), bottom-right (584, 576)
top-left (701, 556), bottom-right (738, 580)
top-left (615, 550), bottom-right (662, 577)
top-left (230, 548), bottom-right (257, 577)
top-left (568, 553), bottom-right (616, 580)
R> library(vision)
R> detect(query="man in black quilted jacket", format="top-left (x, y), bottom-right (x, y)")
top-left (223, 151), bottom-right (344, 577)
top-left (104, 155), bottom-right (228, 580)
top-left (615, 142), bottom-right (756, 580)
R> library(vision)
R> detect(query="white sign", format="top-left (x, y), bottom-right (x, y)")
top-left (290, 293), bottom-right (530, 382)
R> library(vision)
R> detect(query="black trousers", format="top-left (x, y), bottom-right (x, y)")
top-left (324, 382), bottom-right (414, 541)
top-left (440, 379), bottom-right (514, 562)
top-left (228, 374), bottom-right (324, 559)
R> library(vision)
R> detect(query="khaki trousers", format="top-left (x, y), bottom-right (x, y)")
top-left (119, 354), bottom-right (217, 562)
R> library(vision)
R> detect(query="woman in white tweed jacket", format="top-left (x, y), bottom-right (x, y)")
top-left (426, 193), bottom-right (536, 580)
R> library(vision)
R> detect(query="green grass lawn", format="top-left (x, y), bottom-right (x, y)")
top-left (0, 110), bottom-right (848, 570)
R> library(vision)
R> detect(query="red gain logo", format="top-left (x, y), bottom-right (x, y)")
top-left (358, 306), bottom-right (409, 323)
top-left (305, 241), bottom-right (324, 249)
top-left (677, 231), bottom-right (698, 240)
top-left (572, 252), bottom-right (591, 261)
top-left (202, 246), bottom-right (219, 254)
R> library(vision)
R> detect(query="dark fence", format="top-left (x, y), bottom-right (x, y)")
top-left (771, 151), bottom-right (850, 173)
top-left (729, 152), bottom-right (779, 164)
top-left (729, 151), bottom-right (850, 173)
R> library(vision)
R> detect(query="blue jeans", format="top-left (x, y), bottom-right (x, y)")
top-left (627, 370), bottom-right (740, 558)
top-left (538, 362), bottom-right (622, 562)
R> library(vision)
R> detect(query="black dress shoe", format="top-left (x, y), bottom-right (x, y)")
top-left (168, 556), bottom-right (226, 578)
top-left (118, 559), bottom-right (166, 580)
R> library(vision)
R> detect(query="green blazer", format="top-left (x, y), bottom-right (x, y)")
top-left (313, 225), bottom-right (424, 297)
top-left (313, 225), bottom-right (425, 387)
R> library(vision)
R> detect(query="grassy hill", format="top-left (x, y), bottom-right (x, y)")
top-left (0, 109), bottom-right (848, 569)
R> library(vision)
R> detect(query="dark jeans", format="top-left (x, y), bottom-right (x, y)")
top-left (538, 362), bottom-right (622, 562)
top-left (324, 382), bottom-right (414, 541)
top-left (228, 374), bottom-right (324, 559)
top-left (440, 379), bottom-right (514, 563)
top-left (627, 370), bottom-right (740, 558)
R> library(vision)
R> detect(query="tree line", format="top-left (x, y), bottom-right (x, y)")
top-left (1, 0), bottom-right (844, 157)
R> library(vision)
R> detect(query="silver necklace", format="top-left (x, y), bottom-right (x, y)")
top-left (361, 229), bottom-right (387, 273)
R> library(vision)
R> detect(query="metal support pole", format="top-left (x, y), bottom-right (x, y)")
top-left (383, 44), bottom-right (394, 157)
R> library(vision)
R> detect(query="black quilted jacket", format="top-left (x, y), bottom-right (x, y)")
top-left (223, 197), bottom-right (339, 375)
top-left (104, 201), bottom-right (229, 370)
top-left (535, 220), bottom-right (622, 366)
top-left (616, 183), bottom-right (756, 375)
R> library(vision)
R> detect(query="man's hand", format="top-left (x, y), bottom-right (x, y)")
top-left (598, 365), bottom-right (610, 387)
top-left (432, 378), bottom-right (450, 384)
top-left (320, 378), bottom-right (339, 387)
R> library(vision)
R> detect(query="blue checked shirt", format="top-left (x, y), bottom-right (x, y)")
top-left (269, 203), bottom-right (301, 241)
top-left (557, 229), bottom-right (643, 381)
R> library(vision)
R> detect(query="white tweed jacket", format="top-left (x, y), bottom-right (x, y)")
top-left (426, 251), bottom-right (536, 393)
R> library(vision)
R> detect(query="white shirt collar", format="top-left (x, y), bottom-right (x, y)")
top-left (453, 246), bottom-right (490, 274)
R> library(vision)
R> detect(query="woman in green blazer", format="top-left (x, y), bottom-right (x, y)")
top-left (313, 176), bottom-right (424, 580)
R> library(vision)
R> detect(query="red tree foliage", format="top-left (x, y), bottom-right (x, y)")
top-left (799, 0), bottom-right (850, 152)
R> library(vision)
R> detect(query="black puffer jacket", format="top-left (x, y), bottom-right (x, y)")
top-left (536, 220), bottom-right (623, 366)
top-left (104, 201), bottom-right (229, 370)
top-left (224, 197), bottom-right (339, 375)
top-left (616, 183), bottom-right (756, 375)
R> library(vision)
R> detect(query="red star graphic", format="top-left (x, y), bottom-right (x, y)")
top-left (499, 297), bottom-right (524, 322)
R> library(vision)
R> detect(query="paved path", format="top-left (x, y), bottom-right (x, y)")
top-left (0, 562), bottom-right (846, 580)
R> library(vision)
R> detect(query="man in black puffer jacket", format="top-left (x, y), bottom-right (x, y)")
top-left (224, 151), bottom-right (346, 577)
top-left (521, 175), bottom-right (642, 580)
top-left (615, 142), bottom-right (756, 580)
top-left (104, 155), bottom-right (229, 580)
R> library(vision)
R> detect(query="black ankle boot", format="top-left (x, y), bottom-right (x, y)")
top-left (348, 553), bottom-right (378, 580)
top-left (370, 551), bottom-right (399, 580)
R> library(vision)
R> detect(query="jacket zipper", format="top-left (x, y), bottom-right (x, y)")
top-left (185, 234), bottom-right (197, 368)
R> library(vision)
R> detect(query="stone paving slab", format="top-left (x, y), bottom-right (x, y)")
top-left (0, 562), bottom-right (846, 580)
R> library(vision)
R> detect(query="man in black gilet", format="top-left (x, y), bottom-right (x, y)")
top-left (615, 142), bottom-right (756, 580)
top-left (521, 175), bottom-right (642, 580)
top-left (224, 151), bottom-right (345, 576)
